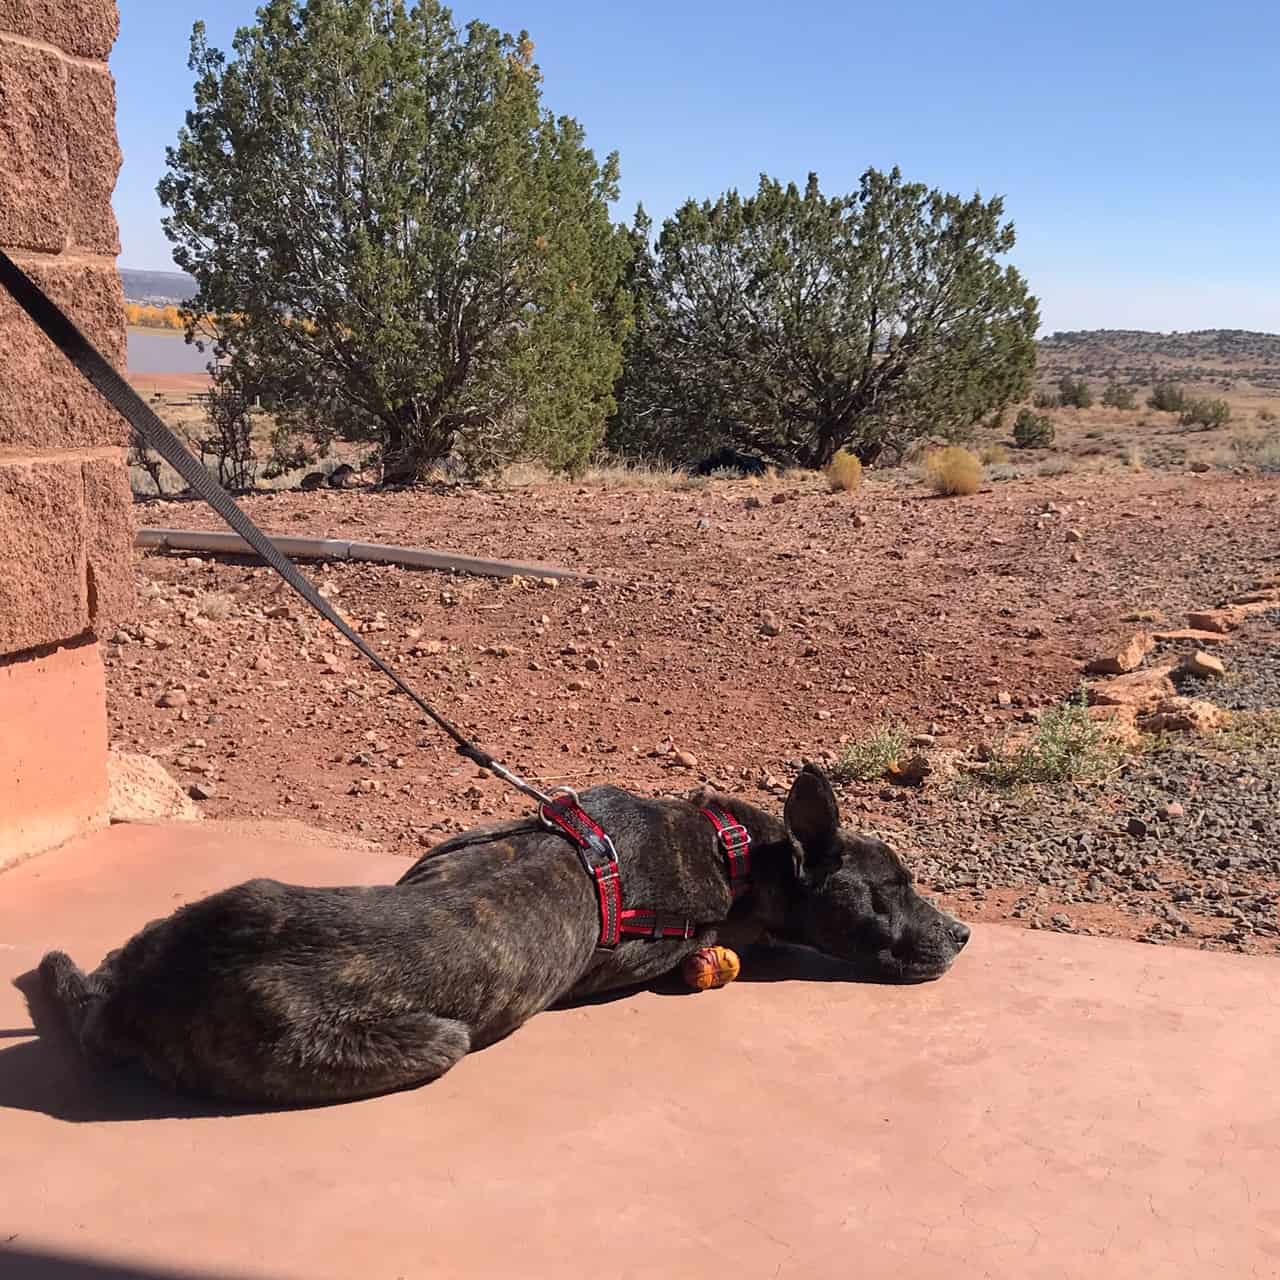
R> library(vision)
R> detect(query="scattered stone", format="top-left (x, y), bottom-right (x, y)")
top-left (157, 689), bottom-right (188, 709)
top-left (674, 750), bottom-right (699, 770)
top-left (1086, 703), bottom-right (1143, 747)
top-left (1153, 629), bottom-right (1227, 646)
top-left (1126, 817), bottom-right (1149, 838)
top-left (744, 496), bottom-right (763, 510)
top-left (910, 733), bottom-right (937, 748)
top-left (107, 751), bottom-right (203, 824)
top-left (1064, 529), bottom-right (1083, 544)
top-left (1180, 651), bottom-right (1225, 679)
top-left (1159, 802), bottom-right (1186, 820)
top-left (1085, 632), bottom-right (1155, 676)
top-left (1087, 665), bottom-right (1177, 712)
top-left (996, 691), bottom-right (1013, 709)
top-left (188, 781), bottom-right (218, 801)
top-left (1185, 609), bottom-right (1244, 634)
top-left (1137, 697), bottom-right (1228, 736)
top-left (1189, 461), bottom-right (1212, 473)
top-left (759, 614), bottom-right (784, 637)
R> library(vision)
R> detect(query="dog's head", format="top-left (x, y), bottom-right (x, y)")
top-left (779, 765), bottom-right (970, 982)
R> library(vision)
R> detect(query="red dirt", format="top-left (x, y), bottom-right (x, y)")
top-left (106, 469), bottom-right (1280, 935)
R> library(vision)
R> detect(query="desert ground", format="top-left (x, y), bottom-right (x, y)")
top-left (108, 454), bottom-right (1280, 961)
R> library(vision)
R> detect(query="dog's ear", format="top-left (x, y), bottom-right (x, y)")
top-left (784, 765), bottom-right (841, 878)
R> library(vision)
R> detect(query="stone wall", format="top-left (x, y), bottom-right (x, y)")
top-left (0, 0), bottom-right (134, 864)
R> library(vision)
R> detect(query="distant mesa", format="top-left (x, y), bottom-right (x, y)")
top-left (120, 267), bottom-right (197, 306)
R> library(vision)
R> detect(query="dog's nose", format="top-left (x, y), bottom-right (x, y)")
top-left (949, 920), bottom-right (971, 950)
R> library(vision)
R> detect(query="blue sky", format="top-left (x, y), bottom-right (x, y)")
top-left (112, 0), bottom-right (1280, 333)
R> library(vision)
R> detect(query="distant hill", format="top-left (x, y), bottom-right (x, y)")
top-left (1037, 328), bottom-right (1280, 391)
top-left (120, 268), bottom-right (197, 305)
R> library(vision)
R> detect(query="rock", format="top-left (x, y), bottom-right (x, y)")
top-left (1137, 697), bottom-right (1228, 736)
top-left (188, 781), bottom-right (218, 801)
top-left (1159, 802), bottom-right (1186, 820)
top-left (1126, 817), bottom-right (1149, 838)
top-left (1185, 609), bottom-right (1245, 634)
top-left (300, 471), bottom-right (326, 491)
top-left (1153, 629), bottom-right (1227, 645)
top-left (1085, 703), bottom-right (1143, 746)
top-left (1064, 529), bottom-right (1083, 544)
top-left (885, 755), bottom-right (932, 787)
top-left (1189, 461), bottom-right (1212, 473)
top-left (759, 614), bottom-right (783, 637)
top-left (996, 691), bottom-right (1013, 709)
top-left (744, 496), bottom-right (763, 511)
top-left (107, 751), bottom-right (203, 824)
top-left (1085, 632), bottom-right (1155, 676)
top-left (1180, 650), bottom-right (1225, 679)
top-left (327, 463), bottom-right (359, 489)
top-left (584, 656), bottom-right (603, 672)
top-left (157, 689), bottom-right (188, 709)
top-left (1087, 665), bottom-right (1177, 713)
top-left (674, 750), bottom-right (699, 770)
top-left (850, 511), bottom-right (867, 529)
top-left (910, 733), bottom-right (937, 748)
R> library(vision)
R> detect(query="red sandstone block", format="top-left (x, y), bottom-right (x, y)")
top-left (0, 457), bottom-right (88, 653)
top-left (81, 454), bottom-right (134, 634)
top-left (0, 259), bottom-right (127, 448)
top-left (0, 37), bottom-right (68, 253)
top-left (0, 639), bottom-right (108, 866)
top-left (0, 0), bottom-right (119, 60)
top-left (65, 61), bottom-right (120, 254)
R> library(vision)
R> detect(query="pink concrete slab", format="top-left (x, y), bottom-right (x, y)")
top-left (2, 822), bottom-right (1279, 1279)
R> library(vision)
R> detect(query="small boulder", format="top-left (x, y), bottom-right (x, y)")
top-left (107, 751), bottom-right (203, 824)
top-left (1185, 609), bottom-right (1245, 634)
top-left (1138, 697), bottom-right (1228, 736)
top-left (1087, 665), bottom-right (1176, 713)
top-left (1085, 632), bottom-right (1154, 676)
top-left (1180, 650), bottom-right (1225, 679)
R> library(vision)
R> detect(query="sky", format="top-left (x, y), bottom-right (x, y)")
top-left (111, 0), bottom-right (1280, 334)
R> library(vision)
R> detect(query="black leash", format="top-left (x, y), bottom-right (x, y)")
top-left (0, 247), bottom-right (551, 807)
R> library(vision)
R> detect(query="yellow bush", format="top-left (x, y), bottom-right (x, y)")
top-left (825, 449), bottom-right (864, 493)
top-left (925, 446), bottom-right (983, 496)
top-left (980, 443), bottom-right (1009, 465)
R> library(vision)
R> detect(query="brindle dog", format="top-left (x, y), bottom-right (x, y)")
top-left (37, 766), bottom-right (969, 1105)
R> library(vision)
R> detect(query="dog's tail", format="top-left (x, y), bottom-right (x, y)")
top-left (38, 949), bottom-right (100, 1044)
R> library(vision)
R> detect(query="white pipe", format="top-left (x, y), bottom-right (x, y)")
top-left (134, 528), bottom-right (603, 584)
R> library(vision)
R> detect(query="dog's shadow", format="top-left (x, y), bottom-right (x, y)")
top-left (5, 945), bottom-right (870, 1123)
top-left (553, 941), bottom-right (869, 1011)
top-left (1, 971), bottom-right (275, 1123)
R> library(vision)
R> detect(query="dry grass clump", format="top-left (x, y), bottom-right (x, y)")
top-left (924, 446), bottom-right (983, 496)
top-left (825, 450), bottom-right (864, 493)
top-left (980, 443), bottom-right (1009, 465)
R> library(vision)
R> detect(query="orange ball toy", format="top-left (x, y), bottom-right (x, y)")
top-left (681, 946), bottom-right (741, 991)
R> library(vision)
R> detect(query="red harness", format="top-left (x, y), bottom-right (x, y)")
top-left (539, 792), bottom-right (752, 949)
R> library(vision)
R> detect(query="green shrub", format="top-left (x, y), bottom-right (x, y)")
top-left (1147, 382), bottom-right (1186, 412)
top-left (984, 687), bottom-right (1123, 786)
top-left (1101, 383), bottom-right (1136, 409)
top-left (1013, 408), bottom-right (1055, 449)
top-left (1057, 376), bottom-right (1092, 409)
top-left (1180, 397), bottom-right (1231, 429)
top-left (832, 724), bottom-right (908, 783)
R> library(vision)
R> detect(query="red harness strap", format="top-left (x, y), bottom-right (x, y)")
top-left (541, 793), bottom-right (753, 949)
top-left (540, 793), bottom-right (623, 947)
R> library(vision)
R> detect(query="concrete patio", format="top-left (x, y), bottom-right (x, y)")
top-left (2, 820), bottom-right (1277, 1279)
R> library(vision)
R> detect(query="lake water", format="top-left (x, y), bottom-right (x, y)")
top-left (127, 329), bottom-right (214, 375)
